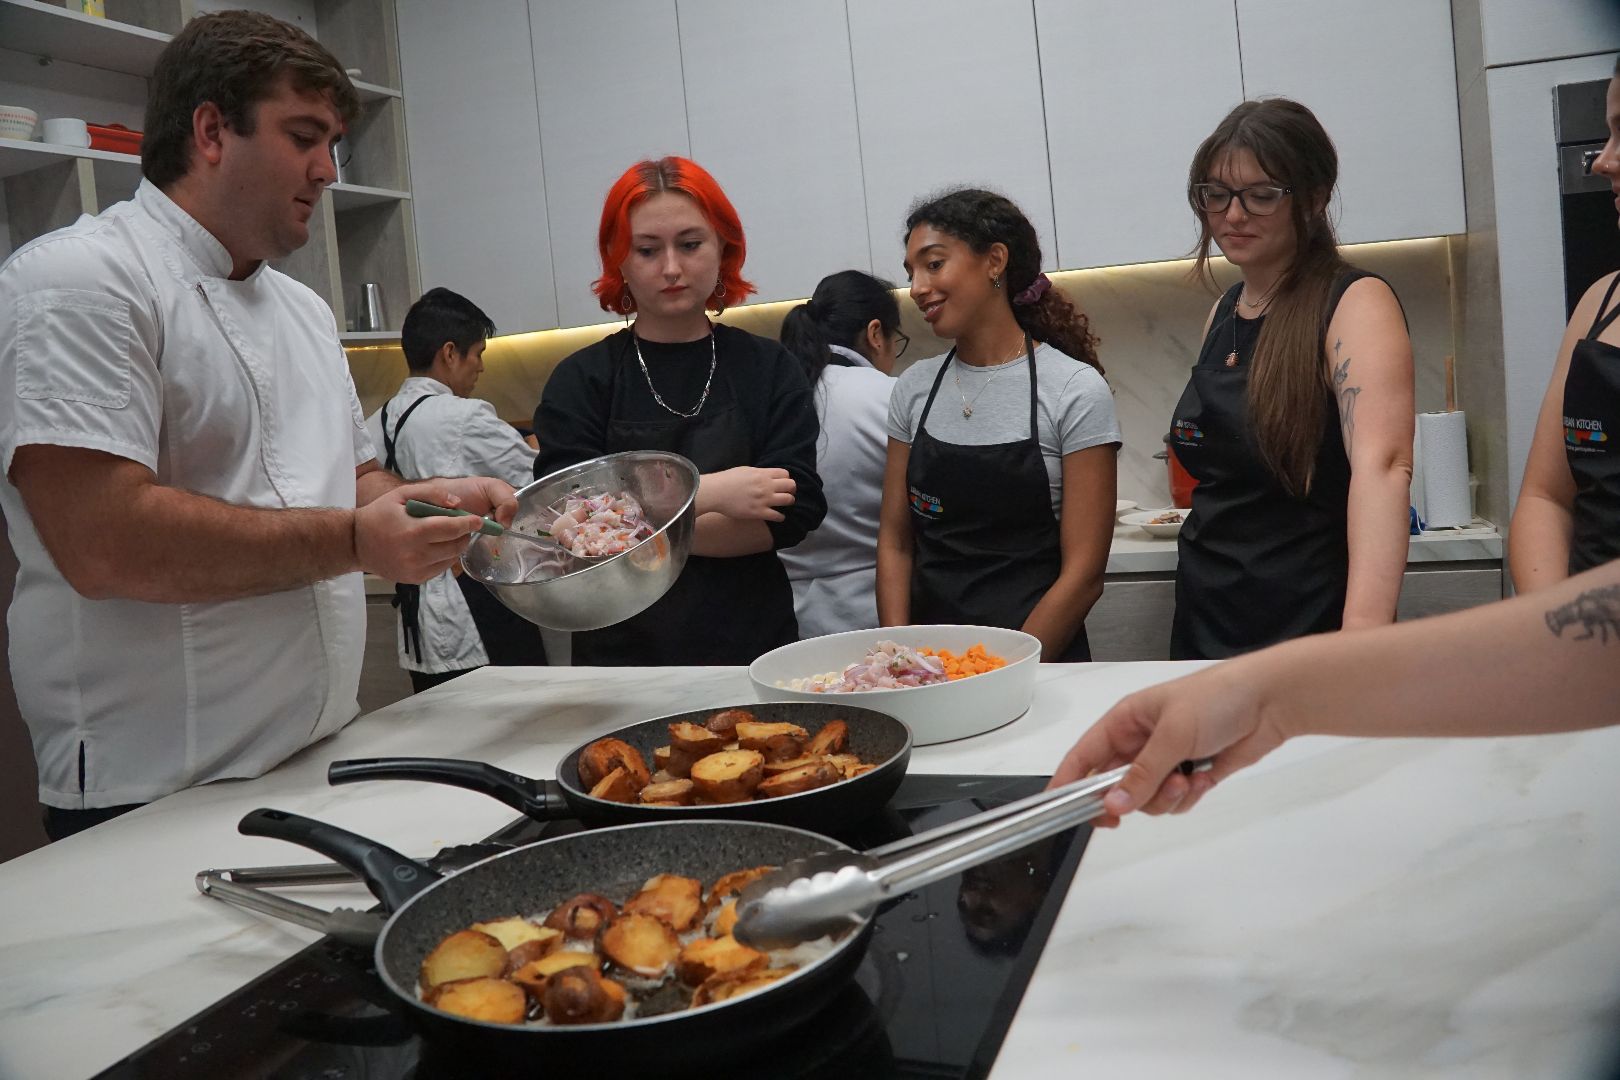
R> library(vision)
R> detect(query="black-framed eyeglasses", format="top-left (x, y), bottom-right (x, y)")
top-left (1193, 182), bottom-right (1292, 216)
top-left (892, 329), bottom-right (911, 359)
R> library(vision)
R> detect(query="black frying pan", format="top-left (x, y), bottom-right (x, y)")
top-left (328, 701), bottom-right (911, 834)
top-left (235, 808), bottom-right (872, 1071)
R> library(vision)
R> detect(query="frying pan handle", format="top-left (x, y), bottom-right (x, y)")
top-left (326, 756), bottom-right (559, 819)
top-left (238, 808), bottom-right (441, 913)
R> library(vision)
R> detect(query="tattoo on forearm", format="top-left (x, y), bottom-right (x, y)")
top-left (1332, 340), bottom-right (1361, 452)
top-left (1545, 585), bottom-right (1620, 644)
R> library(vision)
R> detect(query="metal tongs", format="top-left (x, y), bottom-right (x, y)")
top-left (733, 759), bottom-right (1213, 950)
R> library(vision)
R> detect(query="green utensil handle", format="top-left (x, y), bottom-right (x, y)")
top-left (404, 499), bottom-right (504, 537)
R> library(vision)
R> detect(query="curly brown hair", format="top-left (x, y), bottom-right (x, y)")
top-left (142, 11), bottom-right (358, 188)
top-left (904, 188), bottom-right (1102, 374)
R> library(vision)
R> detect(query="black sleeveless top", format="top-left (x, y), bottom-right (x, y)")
top-left (1565, 272), bottom-right (1620, 575)
top-left (1169, 270), bottom-right (1389, 660)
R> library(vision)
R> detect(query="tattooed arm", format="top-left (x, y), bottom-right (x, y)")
top-left (1051, 558), bottom-right (1620, 818)
top-left (1325, 277), bottom-right (1415, 631)
top-left (1509, 272), bottom-right (1618, 592)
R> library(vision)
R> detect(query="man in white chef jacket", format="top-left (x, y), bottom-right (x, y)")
top-left (0, 11), bottom-right (515, 840)
top-left (365, 288), bottom-right (544, 692)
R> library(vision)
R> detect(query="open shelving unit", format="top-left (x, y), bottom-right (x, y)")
top-left (0, 0), bottom-right (417, 335)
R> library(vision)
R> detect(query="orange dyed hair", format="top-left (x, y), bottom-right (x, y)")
top-left (592, 156), bottom-right (756, 315)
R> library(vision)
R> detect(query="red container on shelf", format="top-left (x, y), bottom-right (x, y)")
top-left (87, 123), bottom-right (142, 154)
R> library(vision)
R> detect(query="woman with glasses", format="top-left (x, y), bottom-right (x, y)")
top-left (878, 188), bottom-right (1119, 661)
top-left (777, 270), bottom-right (906, 638)
top-left (1509, 59), bottom-right (1620, 592)
top-left (533, 156), bottom-right (826, 665)
top-left (1169, 98), bottom-right (1414, 660)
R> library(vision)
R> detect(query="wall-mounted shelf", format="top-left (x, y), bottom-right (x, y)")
top-left (0, 0), bottom-right (170, 77)
top-left (329, 181), bottom-right (409, 211)
top-left (0, 137), bottom-right (139, 180)
top-left (339, 330), bottom-right (399, 344)
top-left (351, 79), bottom-right (401, 103)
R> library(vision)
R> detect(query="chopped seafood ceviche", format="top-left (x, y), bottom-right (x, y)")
top-left (779, 640), bottom-right (1006, 693)
top-left (547, 489), bottom-right (655, 558)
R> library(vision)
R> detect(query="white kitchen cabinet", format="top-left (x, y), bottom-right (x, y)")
top-left (846, 0), bottom-right (1056, 284)
top-left (1036, 0), bottom-right (1242, 270)
top-left (530, 0), bottom-right (688, 330)
top-left (677, 0), bottom-right (868, 304)
top-left (1475, 0), bottom-right (1620, 68)
top-left (398, 0), bottom-right (555, 333)
top-left (1235, 0), bottom-right (1465, 244)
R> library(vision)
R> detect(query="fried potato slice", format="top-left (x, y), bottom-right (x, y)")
top-left (600, 913), bottom-right (681, 977)
top-left (822, 753), bottom-right (861, 774)
top-left (667, 721), bottom-right (727, 756)
top-left (756, 760), bottom-right (843, 798)
top-left (542, 966), bottom-right (627, 1025)
top-left (588, 765), bottom-right (641, 804)
top-left (420, 929), bottom-right (507, 991)
top-left (761, 754), bottom-right (826, 776)
top-left (638, 778), bottom-right (695, 805)
top-left (676, 935), bottom-right (767, 985)
top-left (623, 873), bottom-right (704, 931)
top-left (711, 899), bottom-right (739, 938)
top-left (543, 893), bottom-right (618, 939)
top-left (470, 916), bottom-right (559, 955)
top-left (578, 737), bottom-right (651, 791)
top-left (706, 865), bottom-right (776, 910)
top-left (691, 966), bottom-right (796, 1007)
top-left (509, 950), bottom-right (601, 1000)
top-left (844, 763), bottom-right (877, 779)
top-left (504, 932), bottom-right (565, 975)
top-left (653, 744), bottom-right (699, 780)
top-left (425, 976), bottom-right (528, 1024)
top-left (735, 721), bottom-right (809, 753)
top-left (688, 749), bottom-right (765, 803)
top-left (705, 708), bottom-right (756, 736)
top-left (805, 719), bottom-right (849, 756)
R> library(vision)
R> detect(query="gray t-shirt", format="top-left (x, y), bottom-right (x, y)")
top-left (887, 343), bottom-right (1121, 515)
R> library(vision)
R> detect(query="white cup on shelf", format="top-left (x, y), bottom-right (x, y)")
top-left (43, 117), bottom-right (90, 148)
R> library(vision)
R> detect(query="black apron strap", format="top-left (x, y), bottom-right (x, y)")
top-left (915, 347), bottom-right (956, 433)
top-left (381, 393), bottom-right (433, 474)
top-left (1589, 273), bottom-right (1620, 339)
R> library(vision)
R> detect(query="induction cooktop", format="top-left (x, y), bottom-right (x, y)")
top-left (94, 773), bottom-right (1091, 1080)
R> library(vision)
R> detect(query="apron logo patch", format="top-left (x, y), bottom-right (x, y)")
top-left (908, 486), bottom-right (943, 516)
top-left (1565, 416), bottom-right (1608, 451)
top-left (1172, 419), bottom-right (1204, 443)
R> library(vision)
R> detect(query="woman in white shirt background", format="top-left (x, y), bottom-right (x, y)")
top-left (777, 270), bottom-right (907, 638)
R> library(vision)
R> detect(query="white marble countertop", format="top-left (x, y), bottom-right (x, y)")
top-left (1105, 517), bottom-right (1504, 574)
top-left (0, 661), bottom-right (1613, 1079)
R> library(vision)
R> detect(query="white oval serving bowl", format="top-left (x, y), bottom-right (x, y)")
top-left (1120, 509), bottom-right (1186, 538)
top-left (748, 624), bottom-right (1041, 746)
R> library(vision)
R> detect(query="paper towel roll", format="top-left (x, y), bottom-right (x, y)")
top-left (1415, 410), bottom-right (1470, 528)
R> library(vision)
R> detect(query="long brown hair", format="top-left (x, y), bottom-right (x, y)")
top-left (905, 189), bottom-right (1102, 373)
top-left (1188, 99), bottom-right (1348, 495)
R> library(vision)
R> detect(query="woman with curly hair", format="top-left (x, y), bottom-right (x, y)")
top-left (533, 156), bottom-right (826, 665)
top-left (877, 188), bottom-right (1119, 661)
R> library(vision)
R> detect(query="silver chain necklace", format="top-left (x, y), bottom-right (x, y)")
top-left (952, 340), bottom-right (1026, 418)
top-left (633, 329), bottom-right (716, 419)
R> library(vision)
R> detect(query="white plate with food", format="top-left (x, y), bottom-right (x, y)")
top-left (748, 625), bottom-right (1041, 746)
top-left (1120, 508), bottom-right (1187, 538)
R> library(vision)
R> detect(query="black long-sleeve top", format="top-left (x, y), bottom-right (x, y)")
top-left (533, 323), bottom-right (826, 664)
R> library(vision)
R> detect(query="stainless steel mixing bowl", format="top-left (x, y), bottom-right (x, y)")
top-left (460, 451), bottom-right (699, 631)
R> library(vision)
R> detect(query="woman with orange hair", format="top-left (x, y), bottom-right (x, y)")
top-left (533, 157), bottom-right (826, 665)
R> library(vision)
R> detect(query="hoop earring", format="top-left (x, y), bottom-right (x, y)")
top-left (618, 286), bottom-right (635, 315)
top-left (712, 278), bottom-right (725, 299)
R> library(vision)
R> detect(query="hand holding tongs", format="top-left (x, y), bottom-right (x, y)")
top-left (732, 759), bottom-right (1212, 950)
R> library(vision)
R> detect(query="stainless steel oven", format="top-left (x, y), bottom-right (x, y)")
top-left (1557, 78), bottom-right (1620, 317)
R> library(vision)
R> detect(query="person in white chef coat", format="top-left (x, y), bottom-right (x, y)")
top-left (365, 288), bottom-right (545, 691)
top-left (0, 11), bottom-right (514, 841)
top-left (776, 271), bottom-right (906, 638)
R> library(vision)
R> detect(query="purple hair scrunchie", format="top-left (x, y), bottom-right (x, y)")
top-left (1013, 273), bottom-right (1052, 306)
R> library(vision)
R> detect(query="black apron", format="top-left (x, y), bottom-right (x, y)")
top-left (905, 337), bottom-right (1091, 662)
top-left (1169, 275), bottom-right (1370, 661)
top-left (569, 334), bottom-right (799, 666)
top-left (382, 394), bottom-right (547, 669)
top-left (1565, 272), bottom-right (1620, 575)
